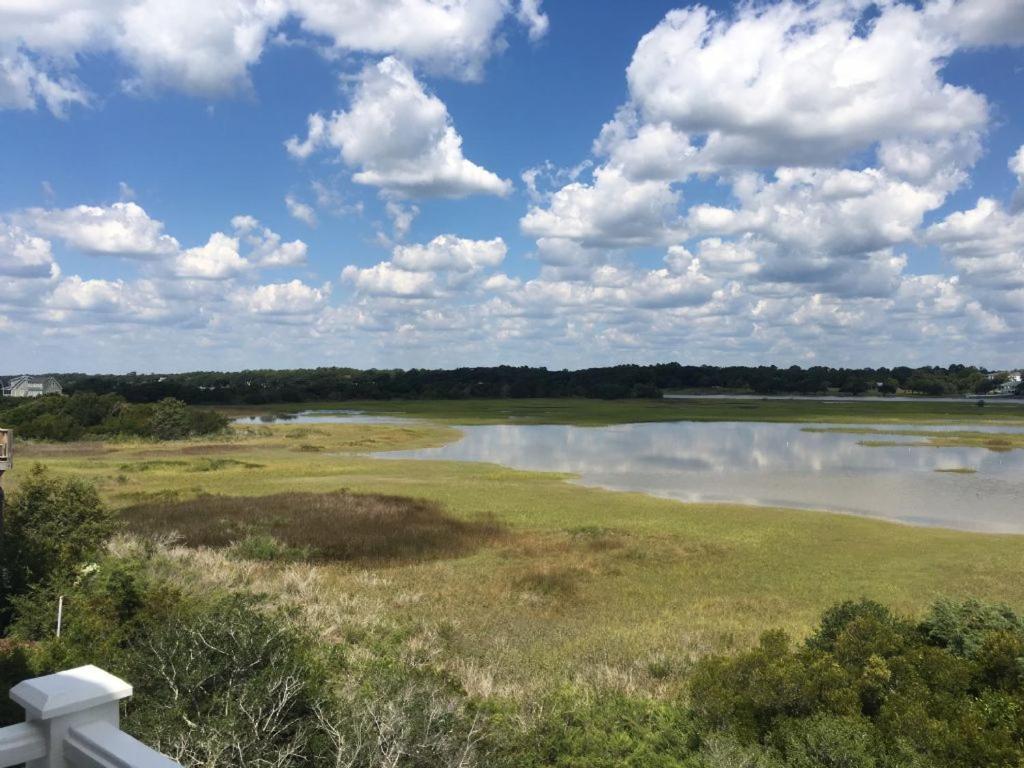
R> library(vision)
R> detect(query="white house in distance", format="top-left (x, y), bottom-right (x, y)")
top-left (1, 374), bottom-right (63, 397)
top-left (991, 371), bottom-right (1023, 396)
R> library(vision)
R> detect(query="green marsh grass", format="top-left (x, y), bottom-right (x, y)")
top-left (10, 415), bottom-right (1024, 696)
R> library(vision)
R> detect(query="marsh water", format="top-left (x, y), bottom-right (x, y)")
top-left (241, 413), bottom-right (1024, 533)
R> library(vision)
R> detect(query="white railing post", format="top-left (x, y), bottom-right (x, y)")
top-left (10, 665), bottom-right (128, 768)
top-left (0, 665), bottom-right (181, 768)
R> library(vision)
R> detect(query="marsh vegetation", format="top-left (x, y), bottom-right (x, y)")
top-left (6, 418), bottom-right (1023, 690)
top-left (3, 402), bottom-right (1024, 765)
top-left (122, 490), bottom-right (505, 564)
top-left (4, 462), bottom-right (1024, 766)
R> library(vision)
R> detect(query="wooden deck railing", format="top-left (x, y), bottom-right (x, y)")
top-left (0, 665), bottom-right (180, 768)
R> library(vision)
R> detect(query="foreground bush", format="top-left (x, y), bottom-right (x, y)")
top-left (3, 549), bottom-right (488, 767)
top-left (0, 464), bottom-right (114, 628)
top-left (689, 599), bottom-right (1024, 768)
top-left (6, 573), bottom-right (1024, 767)
top-left (5, 557), bottom-right (338, 766)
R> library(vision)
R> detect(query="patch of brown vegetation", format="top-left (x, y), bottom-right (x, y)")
top-left (120, 489), bottom-right (505, 564)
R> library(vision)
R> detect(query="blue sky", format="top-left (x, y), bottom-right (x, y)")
top-left (1, 0), bottom-right (1022, 373)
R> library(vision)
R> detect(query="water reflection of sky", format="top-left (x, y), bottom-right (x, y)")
top-left (382, 421), bottom-right (1024, 534)
top-left (234, 411), bottom-right (412, 426)
top-left (243, 413), bottom-right (1024, 534)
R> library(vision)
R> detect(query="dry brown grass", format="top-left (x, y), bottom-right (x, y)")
top-left (120, 489), bottom-right (505, 564)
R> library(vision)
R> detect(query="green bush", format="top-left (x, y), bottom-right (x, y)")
top-left (3, 547), bottom-right (339, 766)
top-left (0, 393), bottom-right (227, 442)
top-left (489, 692), bottom-right (695, 768)
top-left (3, 545), bottom-right (490, 767)
top-left (0, 640), bottom-right (32, 724)
top-left (770, 715), bottom-right (879, 768)
top-left (0, 465), bottom-right (114, 626)
top-left (920, 598), bottom-right (1024, 659)
top-left (148, 398), bottom-right (193, 440)
top-left (689, 598), bottom-right (1024, 768)
top-left (126, 594), bottom-right (337, 766)
top-left (685, 734), bottom-right (782, 768)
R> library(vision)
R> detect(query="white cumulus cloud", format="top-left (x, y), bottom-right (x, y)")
top-left (174, 232), bottom-right (247, 280)
top-left (520, 166), bottom-right (682, 247)
top-left (235, 279), bottom-right (329, 315)
top-left (286, 57), bottom-right (511, 199)
top-left (232, 215), bottom-right (309, 267)
top-left (18, 202), bottom-right (179, 258)
top-left (342, 261), bottom-right (438, 298)
top-left (392, 235), bottom-right (506, 272)
top-left (0, 223), bottom-right (59, 278)
top-left (0, 0), bottom-right (546, 111)
top-left (624, 1), bottom-right (988, 170)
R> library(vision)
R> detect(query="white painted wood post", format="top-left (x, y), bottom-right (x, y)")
top-left (11, 665), bottom-right (128, 768)
top-left (1, 665), bottom-right (181, 768)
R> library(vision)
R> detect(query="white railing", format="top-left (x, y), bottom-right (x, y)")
top-left (0, 665), bottom-right (180, 768)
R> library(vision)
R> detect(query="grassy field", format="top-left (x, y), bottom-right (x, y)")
top-left (10, 417), bottom-right (1024, 698)
top-left (220, 396), bottom-right (1024, 426)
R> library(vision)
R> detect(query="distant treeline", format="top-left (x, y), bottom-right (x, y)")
top-left (46, 363), bottom-right (1021, 404)
top-left (0, 393), bottom-right (228, 441)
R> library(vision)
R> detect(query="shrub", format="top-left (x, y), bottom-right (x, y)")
top-left (920, 598), bottom-right (1024, 659)
top-left (0, 465), bottom-right (114, 626)
top-left (770, 715), bottom-right (878, 768)
top-left (4, 550), bottom-right (341, 767)
top-left (690, 599), bottom-right (1024, 768)
top-left (148, 398), bottom-right (194, 440)
top-left (329, 656), bottom-right (489, 768)
top-left (690, 630), bottom-right (857, 739)
top-left (686, 734), bottom-right (782, 767)
top-left (0, 393), bottom-right (227, 442)
top-left (0, 640), bottom-right (32, 724)
top-left (4, 543), bottom-right (493, 767)
top-left (489, 693), bottom-right (694, 768)
top-left (126, 595), bottom-right (338, 767)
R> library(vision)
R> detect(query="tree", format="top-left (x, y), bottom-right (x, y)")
top-left (149, 398), bottom-right (193, 440)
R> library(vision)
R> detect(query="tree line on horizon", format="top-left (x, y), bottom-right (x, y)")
top-left (23, 363), bottom-right (1024, 405)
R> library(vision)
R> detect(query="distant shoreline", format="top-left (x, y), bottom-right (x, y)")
top-left (664, 392), bottom-right (1024, 404)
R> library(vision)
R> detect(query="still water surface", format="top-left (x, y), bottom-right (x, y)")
top-left (241, 412), bottom-right (1024, 533)
top-left (383, 422), bottom-right (1024, 533)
